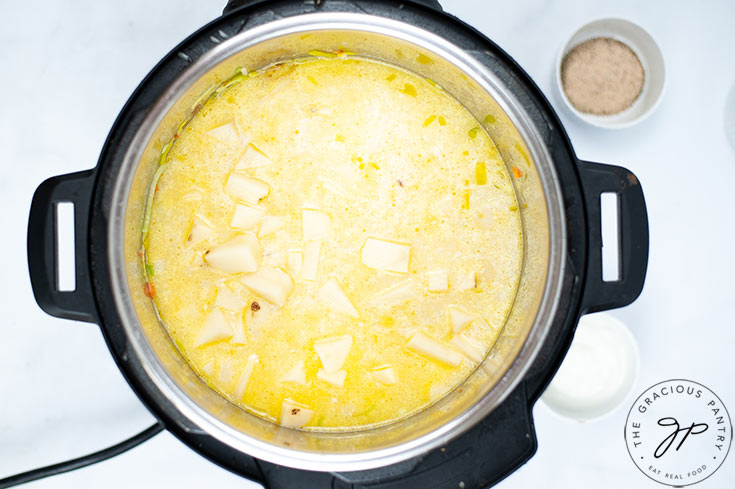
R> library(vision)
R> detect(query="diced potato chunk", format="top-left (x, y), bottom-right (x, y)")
top-left (195, 308), bottom-right (233, 347)
top-left (427, 270), bottom-right (449, 292)
top-left (371, 366), bottom-right (398, 385)
top-left (281, 400), bottom-right (314, 428)
top-left (450, 334), bottom-right (484, 363)
top-left (456, 271), bottom-right (477, 290)
top-left (361, 238), bottom-right (410, 273)
top-left (207, 122), bottom-right (239, 145)
top-left (232, 353), bottom-right (258, 401)
top-left (373, 279), bottom-right (418, 306)
top-left (448, 306), bottom-right (479, 333)
top-left (407, 332), bottom-right (463, 367)
top-left (258, 216), bottom-right (286, 237)
top-left (215, 283), bottom-right (247, 312)
top-left (302, 209), bottom-right (330, 241)
top-left (240, 266), bottom-right (294, 306)
top-left (230, 204), bottom-right (265, 230)
top-left (187, 215), bottom-right (214, 245)
top-left (204, 234), bottom-right (262, 274)
top-left (317, 368), bottom-right (347, 387)
top-left (225, 173), bottom-right (270, 205)
top-left (235, 144), bottom-right (273, 170)
top-left (318, 278), bottom-right (359, 318)
top-left (314, 335), bottom-right (353, 373)
top-left (301, 241), bottom-right (321, 281)
top-left (287, 250), bottom-right (303, 276)
top-left (279, 361), bottom-right (306, 385)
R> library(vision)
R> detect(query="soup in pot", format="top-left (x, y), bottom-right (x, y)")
top-left (144, 55), bottom-right (523, 430)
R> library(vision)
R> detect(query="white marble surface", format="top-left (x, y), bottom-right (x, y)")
top-left (1, 0), bottom-right (733, 487)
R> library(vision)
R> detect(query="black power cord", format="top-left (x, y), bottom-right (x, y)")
top-left (0, 423), bottom-right (164, 488)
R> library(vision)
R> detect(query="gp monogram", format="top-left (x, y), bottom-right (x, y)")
top-left (624, 379), bottom-right (732, 486)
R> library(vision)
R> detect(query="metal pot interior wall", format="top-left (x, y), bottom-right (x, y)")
top-left (112, 14), bottom-right (565, 470)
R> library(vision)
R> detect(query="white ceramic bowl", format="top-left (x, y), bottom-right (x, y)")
top-left (541, 313), bottom-right (640, 421)
top-left (555, 18), bottom-right (665, 129)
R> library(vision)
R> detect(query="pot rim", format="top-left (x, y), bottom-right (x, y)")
top-left (106, 11), bottom-right (567, 471)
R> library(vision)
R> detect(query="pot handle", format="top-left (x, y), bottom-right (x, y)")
top-left (578, 161), bottom-right (649, 313)
top-left (222, 0), bottom-right (443, 15)
top-left (27, 170), bottom-right (98, 323)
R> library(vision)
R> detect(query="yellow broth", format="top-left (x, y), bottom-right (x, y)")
top-left (145, 57), bottom-right (522, 430)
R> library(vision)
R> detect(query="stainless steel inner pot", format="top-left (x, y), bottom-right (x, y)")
top-left (109, 13), bottom-right (566, 471)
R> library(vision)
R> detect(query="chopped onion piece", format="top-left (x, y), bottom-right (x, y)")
top-left (215, 283), bottom-right (247, 311)
top-left (427, 270), bottom-right (449, 292)
top-left (292, 292), bottom-right (317, 309)
top-left (204, 233), bottom-right (262, 274)
top-left (302, 209), bottom-right (330, 241)
top-left (187, 215), bottom-right (214, 245)
top-left (322, 180), bottom-right (351, 199)
top-left (258, 216), bottom-right (286, 237)
top-left (230, 203), bottom-right (265, 230)
top-left (225, 173), bottom-right (270, 205)
top-left (232, 353), bottom-right (258, 401)
top-left (200, 359), bottom-right (215, 377)
top-left (195, 308), bottom-right (233, 347)
top-left (181, 190), bottom-right (202, 202)
top-left (318, 278), bottom-right (359, 318)
top-left (279, 361), bottom-right (306, 385)
top-left (313, 105), bottom-right (334, 116)
top-left (280, 400), bottom-right (314, 428)
top-left (287, 250), bottom-right (303, 276)
top-left (317, 369), bottom-right (347, 388)
top-left (245, 299), bottom-right (276, 332)
top-left (217, 359), bottom-right (235, 386)
top-left (314, 335), bottom-right (353, 373)
top-left (373, 279), bottom-right (418, 306)
top-left (240, 266), bottom-right (294, 306)
top-left (450, 335), bottom-right (484, 363)
top-left (448, 306), bottom-right (479, 333)
top-left (189, 251), bottom-right (205, 268)
top-left (235, 144), bottom-right (273, 170)
top-left (229, 312), bottom-right (247, 345)
top-left (429, 381), bottom-right (446, 400)
top-left (207, 122), bottom-right (239, 145)
top-left (456, 270), bottom-right (477, 290)
top-left (407, 332), bottom-right (463, 367)
top-left (398, 326), bottom-right (419, 338)
top-left (361, 238), bottom-right (410, 273)
top-left (368, 324), bottom-right (390, 336)
top-left (301, 241), bottom-right (321, 281)
top-left (263, 250), bottom-right (287, 268)
top-left (371, 366), bottom-right (398, 385)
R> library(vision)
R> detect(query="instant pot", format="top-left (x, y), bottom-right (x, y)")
top-left (27, 1), bottom-right (649, 487)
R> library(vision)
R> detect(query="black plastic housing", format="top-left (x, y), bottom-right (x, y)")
top-left (26, 1), bottom-right (649, 488)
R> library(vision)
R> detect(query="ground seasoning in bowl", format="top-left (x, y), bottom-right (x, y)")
top-left (555, 19), bottom-right (665, 128)
top-left (561, 37), bottom-right (644, 115)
